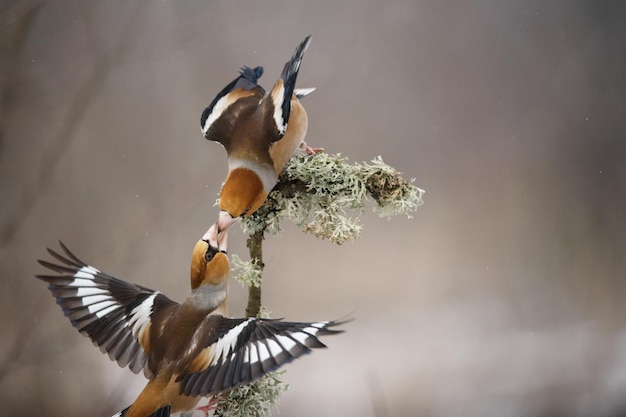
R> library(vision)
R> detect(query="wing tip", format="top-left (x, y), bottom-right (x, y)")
top-left (281, 35), bottom-right (312, 84)
top-left (322, 316), bottom-right (354, 332)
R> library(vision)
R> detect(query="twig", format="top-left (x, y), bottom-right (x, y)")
top-left (228, 153), bottom-right (423, 417)
top-left (1, 1), bottom-right (147, 244)
top-left (245, 230), bottom-right (265, 318)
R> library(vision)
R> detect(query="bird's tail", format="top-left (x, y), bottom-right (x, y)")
top-left (280, 35), bottom-right (312, 101)
top-left (294, 87), bottom-right (316, 99)
top-left (269, 35), bottom-right (312, 135)
top-left (112, 405), bottom-right (171, 417)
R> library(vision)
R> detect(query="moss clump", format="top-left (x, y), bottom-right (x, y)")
top-left (240, 152), bottom-right (424, 244)
top-left (220, 151), bottom-right (424, 417)
top-left (212, 371), bottom-right (290, 417)
top-left (231, 254), bottom-right (263, 288)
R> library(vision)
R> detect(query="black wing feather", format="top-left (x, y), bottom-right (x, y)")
top-left (36, 242), bottom-right (178, 377)
top-left (178, 316), bottom-right (346, 397)
top-left (278, 35), bottom-right (311, 127)
top-left (200, 65), bottom-right (265, 142)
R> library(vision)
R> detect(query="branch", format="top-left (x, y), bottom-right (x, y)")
top-left (213, 371), bottom-right (289, 417)
top-left (234, 151), bottom-right (425, 312)
top-left (225, 151), bottom-right (424, 416)
top-left (1, 1), bottom-right (148, 244)
top-left (0, 0), bottom-right (43, 149)
top-left (245, 230), bottom-right (265, 318)
top-left (241, 152), bottom-right (425, 244)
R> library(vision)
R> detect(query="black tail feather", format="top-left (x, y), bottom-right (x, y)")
top-left (279, 35), bottom-right (312, 124)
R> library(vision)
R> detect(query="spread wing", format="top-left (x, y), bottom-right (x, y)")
top-left (36, 242), bottom-right (178, 378)
top-left (177, 315), bottom-right (346, 397)
top-left (200, 65), bottom-right (265, 147)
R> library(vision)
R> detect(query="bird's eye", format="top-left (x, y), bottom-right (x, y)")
top-left (205, 246), bottom-right (218, 262)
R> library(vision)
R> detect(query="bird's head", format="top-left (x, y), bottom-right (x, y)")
top-left (190, 237), bottom-right (229, 290)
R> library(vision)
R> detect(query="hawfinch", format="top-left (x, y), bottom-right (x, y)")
top-left (200, 35), bottom-right (320, 249)
top-left (36, 238), bottom-right (344, 417)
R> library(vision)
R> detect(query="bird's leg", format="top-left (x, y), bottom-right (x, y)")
top-left (194, 396), bottom-right (220, 417)
top-left (300, 141), bottom-right (324, 155)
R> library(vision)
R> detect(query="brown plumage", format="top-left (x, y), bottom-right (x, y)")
top-left (200, 35), bottom-right (321, 249)
top-left (36, 236), bottom-right (345, 417)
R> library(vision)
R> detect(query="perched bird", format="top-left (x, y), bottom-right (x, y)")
top-left (200, 35), bottom-right (321, 249)
top-left (36, 237), bottom-right (345, 417)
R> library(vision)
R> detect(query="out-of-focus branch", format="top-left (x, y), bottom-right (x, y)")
top-left (0, 1), bottom-right (43, 150)
top-left (0, 293), bottom-right (47, 382)
top-left (1, 1), bottom-right (147, 244)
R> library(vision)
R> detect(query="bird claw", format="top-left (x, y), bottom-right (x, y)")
top-left (195, 396), bottom-right (220, 417)
top-left (300, 142), bottom-right (324, 155)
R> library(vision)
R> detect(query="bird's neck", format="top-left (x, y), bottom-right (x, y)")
top-left (184, 283), bottom-right (226, 313)
top-left (227, 158), bottom-right (278, 193)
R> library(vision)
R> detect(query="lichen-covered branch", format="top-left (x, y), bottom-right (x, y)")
top-left (225, 151), bottom-right (424, 417)
top-left (212, 371), bottom-right (290, 417)
top-left (245, 231), bottom-right (264, 318)
top-left (241, 152), bottom-right (425, 244)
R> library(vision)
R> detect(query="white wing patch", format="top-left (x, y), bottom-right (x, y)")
top-left (302, 326), bottom-right (321, 335)
top-left (73, 266), bottom-right (100, 280)
top-left (215, 320), bottom-right (331, 367)
top-left (82, 294), bottom-right (111, 306)
top-left (177, 316), bottom-right (345, 397)
top-left (70, 267), bottom-right (98, 285)
top-left (289, 331), bottom-right (311, 346)
top-left (75, 286), bottom-right (107, 297)
top-left (128, 292), bottom-right (159, 339)
top-left (249, 343), bottom-right (259, 364)
top-left (265, 338), bottom-right (284, 357)
top-left (274, 334), bottom-right (297, 351)
top-left (91, 303), bottom-right (119, 319)
top-left (202, 94), bottom-right (236, 136)
top-left (257, 341), bottom-right (271, 363)
top-left (271, 84), bottom-right (287, 135)
top-left (37, 244), bottom-right (162, 377)
top-left (211, 318), bottom-right (253, 365)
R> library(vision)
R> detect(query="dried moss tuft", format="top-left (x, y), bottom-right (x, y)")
top-left (213, 371), bottom-right (290, 417)
top-left (240, 152), bottom-right (424, 244)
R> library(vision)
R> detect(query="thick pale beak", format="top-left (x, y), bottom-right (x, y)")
top-left (217, 210), bottom-right (239, 235)
top-left (202, 224), bottom-right (221, 251)
top-left (203, 211), bottom-right (239, 252)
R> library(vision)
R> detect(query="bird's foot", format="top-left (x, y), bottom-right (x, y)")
top-left (194, 396), bottom-right (219, 417)
top-left (300, 142), bottom-right (324, 155)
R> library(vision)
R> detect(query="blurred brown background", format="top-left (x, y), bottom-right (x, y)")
top-left (2, 1), bottom-right (626, 416)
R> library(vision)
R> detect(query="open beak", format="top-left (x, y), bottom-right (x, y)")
top-left (202, 224), bottom-right (220, 251)
top-left (217, 210), bottom-right (239, 234)
top-left (203, 211), bottom-right (239, 252)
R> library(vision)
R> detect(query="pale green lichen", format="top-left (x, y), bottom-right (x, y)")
top-left (213, 371), bottom-right (290, 417)
top-left (240, 152), bottom-right (424, 244)
top-left (256, 305), bottom-right (272, 319)
top-left (360, 155), bottom-right (425, 218)
top-left (231, 254), bottom-right (263, 288)
top-left (217, 152), bottom-right (423, 417)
